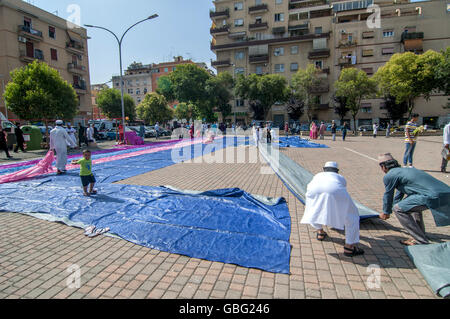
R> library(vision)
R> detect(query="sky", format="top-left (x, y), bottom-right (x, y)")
top-left (25, 0), bottom-right (216, 85)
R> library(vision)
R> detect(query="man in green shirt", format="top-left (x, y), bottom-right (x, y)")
top-left (72, 149), bottom-right (97, 196)
top-left (378, 153), bottom-right (450, 246)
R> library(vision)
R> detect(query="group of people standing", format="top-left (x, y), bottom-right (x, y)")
top-left (308, 121), bottom-right (349, 141)
top-left (1, 123), bottom-right (27, 159)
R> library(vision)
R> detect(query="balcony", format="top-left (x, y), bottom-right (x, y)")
top-left (248, 4), bottom-right (268, 14)
top-left (272, 26), bottom-right (286, 34)
top-left (19, 49), bottom-right (44, 63)
top-left (73, 81), bottom-right (87, 94)
top-left (68, 63), bottom-right (87, 74)
top-left (211, 59), bottom-right (231, 68)
top-left (338, 40), bottom-right (358, 48)
top-left (210, 25), bottom-right (230, 35)
top-left (209, 8), bottom-right (229, 19)
top-left (18, 25), bottom-right (43, 41)
top-left (249, 54), bottom-right (269, 64)
top-left (309, 83), bottom-right (329, 94)
top-left (401, 32), bottom-right (424, 52)
top-left (362, 31), bottom-right (375, 39)
top-left (249, 22), bottom-right (268, 31)
top-left (308, 49), bottom-right (330, 59)
top-left (316, 103), bottom-right (330, 110)
top-left (66, 40), bottom-right (85, 54)
top-left (211, 31), bottom-right (331, 51)
top-left (289, 0), bottom-right (328, 10)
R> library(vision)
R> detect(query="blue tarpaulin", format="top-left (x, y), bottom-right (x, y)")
top-left (405, 242), bottom-right (450, 298)
top-left (277, 136), bottom-right (329, 149)
top-left (0, 182), bottom-right (291, 274)
top-left (0, 137), bottom-right (292, 273)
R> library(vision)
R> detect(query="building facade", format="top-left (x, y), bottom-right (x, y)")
top-left (0, 0), bottom-right (92, 125)
top-left (112, 56), bottom-right (212, 109)
top-left (210, 0), bottom-right (450, 128)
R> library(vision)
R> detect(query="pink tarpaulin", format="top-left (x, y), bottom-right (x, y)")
top-left (124, 131), bottom-right (144, 145)
top-left (0, 137), bottom-right (218, 184)
top-left (0, 151), bottom-right (56, 184)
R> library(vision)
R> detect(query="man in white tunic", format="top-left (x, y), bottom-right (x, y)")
top-left (66, 123), bottom-right (77, 148)
top-left (50, 120), bottom-right (76, 174)
top-left (301, 162), bottom-right (364, 257)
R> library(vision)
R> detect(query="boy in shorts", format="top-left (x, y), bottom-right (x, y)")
top-left (72, 149), bottom-right (97, 196)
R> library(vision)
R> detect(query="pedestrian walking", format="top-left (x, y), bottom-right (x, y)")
top-left (403, 113), bottom-right (420, 168)
top-left (319, 122), bottom-right (326, 140)
top-left (373, 123), bottom-right (378, 138)
top-left (14, 122), bottom-right (26, 153)
top-left (342, 122), bottom-right (348, 141)
top-left (331, 120), bottom-right (337, 141)
top-left (0, 128), bottom-right (12, 159)
top-left (386, 123), bottom-right (391, 138)
top-left (441, 122), bottom-right (450, 173)
top-left (50, 120), bottom-right (76, 174)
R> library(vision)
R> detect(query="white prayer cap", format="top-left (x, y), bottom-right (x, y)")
top-left (324, 162), bottom-right (339, 170)
top-left (55, 120), bottom-right (63, 125)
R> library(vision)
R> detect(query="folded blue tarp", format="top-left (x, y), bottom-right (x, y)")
top-left (405, 242), bottom-right (450, 298)
top-left (277, 136), bottom-right (329, 149)
top-left (0, 181), bottom-right (291, 274)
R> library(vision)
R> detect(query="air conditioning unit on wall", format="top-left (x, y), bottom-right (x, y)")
top-left (18, 36), bottom-right (27, 43)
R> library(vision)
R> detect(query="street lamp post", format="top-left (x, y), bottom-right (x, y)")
top-left (85, 14), bottom-right (158, 141)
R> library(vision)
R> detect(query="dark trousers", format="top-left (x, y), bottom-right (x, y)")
top-left (14, 139), bottom-right (25, 152)
top-left (393, 204), bottom-right (430, 244)
top-left (1, 144), bottom-right (11, 158)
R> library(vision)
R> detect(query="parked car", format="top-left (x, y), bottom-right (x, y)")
top-left (358, 125), bottom-right (373, 132)
top-left (144, 126), bottom-right (156, 138)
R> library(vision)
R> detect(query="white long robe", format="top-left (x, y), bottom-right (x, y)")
top-left (66, 127), bottom-right (77, 147)
top-left (50, 126), bottom-right (76, 171)
top-left (301, 172), bottom-right (360, 244)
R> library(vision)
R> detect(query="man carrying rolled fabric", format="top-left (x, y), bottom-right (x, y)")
top-left (378, 153), bottom-right (450, 246)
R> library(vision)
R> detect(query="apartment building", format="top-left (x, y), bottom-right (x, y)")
top-left (112, 56), bottom-right (213, 108)
top-left (210, 0), bottom-right (450, 128)
top-left (0, 0), bottom-right (92, 125)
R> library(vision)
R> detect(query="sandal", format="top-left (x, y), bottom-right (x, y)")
top-left (90, 190), bottom-right (97, 195)
top-left (400, 239), bottom-right (417, 246)
top-left (316, 231), bottom-right (327, 241)
top-left (344, 246), bottom-right (365, 257)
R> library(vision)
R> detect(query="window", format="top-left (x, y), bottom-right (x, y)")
top-left (274, 64), bottom-right (285, 73)
top-left (382, 47), bottom-right (394, 55)
top-left (164, 67), bottom-right (169, 72)
top-left (234, 19), bottom-right (244, 27)
top-left (49, 26), bottom-right (56, 39)
top-left (275, 13), bottom-right (284, 22)
top-left (128, 89), bottom-right (133, 94)
top-left (383, 30), bottom-right (394, 37)
top-left (276, 0), bottom-right (283, 4)
top-left (236, 99), bottom-right (245, 107)
top-left (255, 16), bottom-right (262, 24)
top-left (291, 46), bottom-right (299, 55)
top-left (362, 49), bottom-right (374, 57)
top-left (315, 27), bottom-right (322, 34)
top-left (255, 66), bottom-right (263, 75)
top-left (50, 48), bottom-right (58, 60)
top-left (137, 98), bottom-right (141, 103)
top-left (274, 47), bottom-right (284, 56)
top-left (234, 2), bottom-right (243, 11)
top-left (136, 89), bottom-right (141, 95)
top-left (144, 88), bottom-right (148, 94)
top-left (235, 51), bottom-right (245, 60)
top-left (235, 67), bottom-right (245, 75)
top-left (24, 17), bottom-right (32, 28)
top-left (315, 60), bottom-right (323, 69)
top-left (255, 0), bottom-right (262, 4)
top-left (290, 63), bottom-right (299, 71)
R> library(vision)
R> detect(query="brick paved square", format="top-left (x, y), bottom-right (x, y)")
top-left (1, 136), bottom-right (448, 300)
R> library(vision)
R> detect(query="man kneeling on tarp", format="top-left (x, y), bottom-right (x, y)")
top-left (301, 162), bottom-right (364, 257)
top-left (378, 153), bottom-right (450, 246)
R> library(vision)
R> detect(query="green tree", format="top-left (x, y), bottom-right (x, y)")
top-left (159, 64), bottom-right (214, 121)
top-left (4, 60), bottom-right (78, 142)
top-left (374, 50), bottom-right (443, 117)
top-left (291, 64), bottom-right (323, 122)
top-left (333, 95), bottom-right (350, 123)
top-left (434, 47), bottom-right (450, 109)
top-left (383, 94), bottom-right (408, 123)
top-left (97, 88), bottom-right (136, 122)
top-left (136, 93), bottom-right (174, 125)
top-left (234, 73), bottom-right (289, 121)
top-left (174, 102), bottom-right (196, 122)
top-left (335, 68), bottom-right (377, 132)
top-left (206, 71), bottom-right (234, 121)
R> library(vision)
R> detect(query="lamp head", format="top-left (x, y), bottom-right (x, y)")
top-left (148, 14), bottom-right (158, 20)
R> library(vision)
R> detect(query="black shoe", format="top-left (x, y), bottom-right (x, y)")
top-left (344, 246), bottom-right (365, 257)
